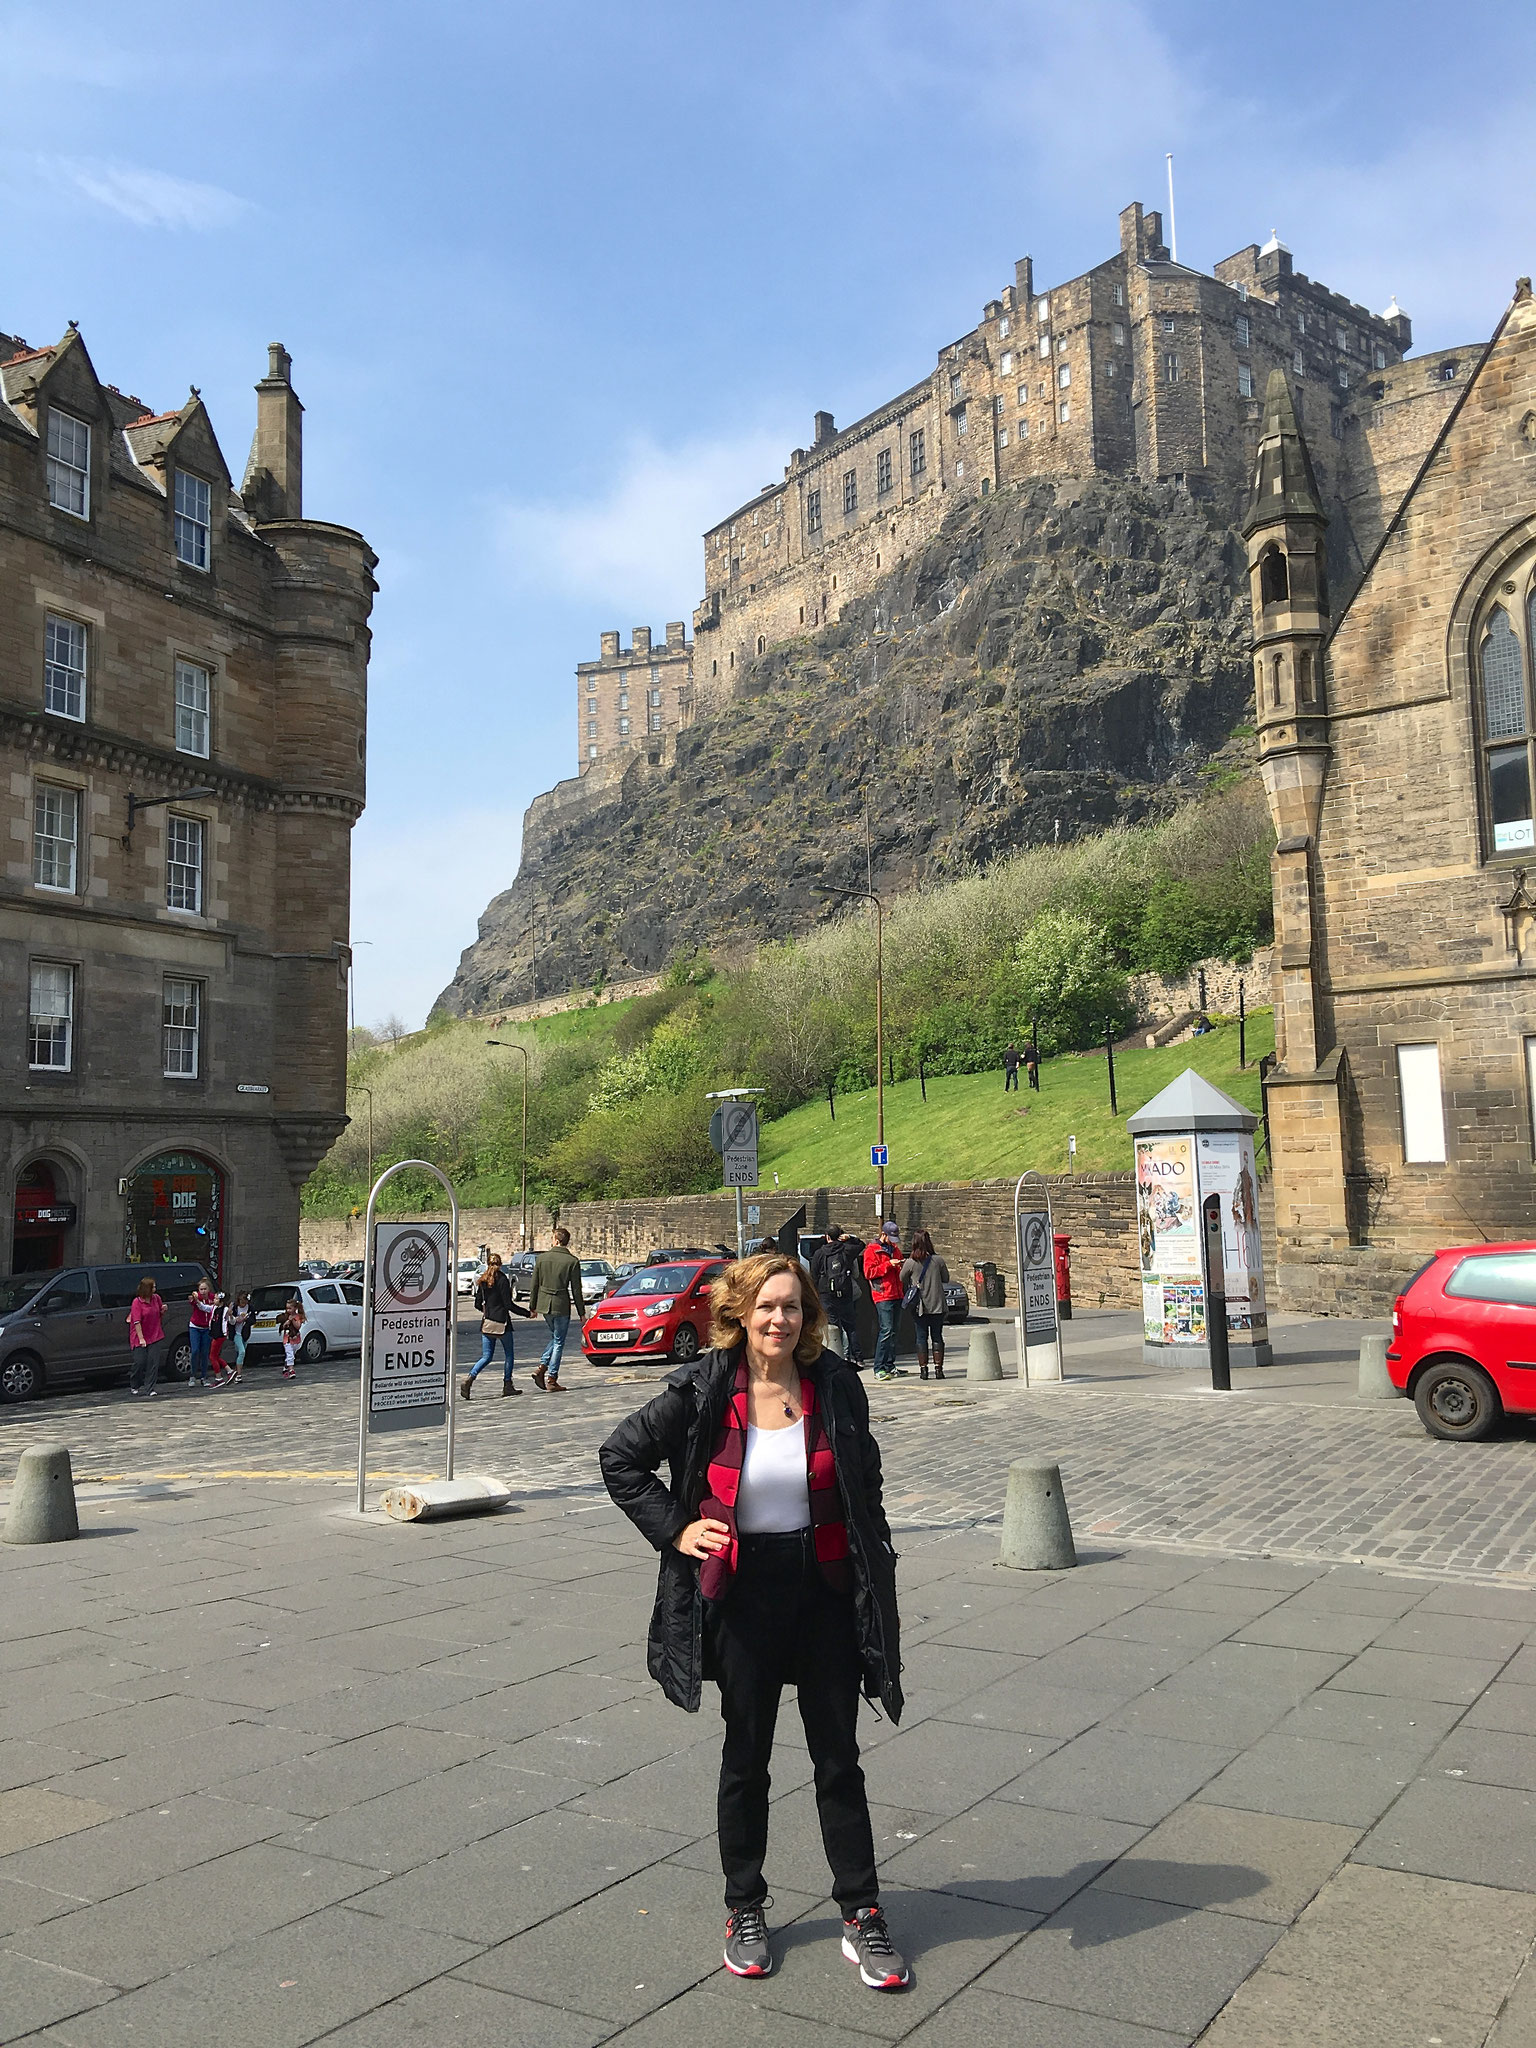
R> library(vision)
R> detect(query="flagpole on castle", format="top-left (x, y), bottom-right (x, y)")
top-left (1166, 153), bottom-right (1178, 264)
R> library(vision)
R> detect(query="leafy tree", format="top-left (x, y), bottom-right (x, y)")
top-left (1015, 908), bottom-right (1134, 1053)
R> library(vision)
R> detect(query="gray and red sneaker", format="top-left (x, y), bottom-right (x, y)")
top-left (842, 1905), bottom-right (911, 1989)
top-left (723, 1899), bottom-right (773, 1977)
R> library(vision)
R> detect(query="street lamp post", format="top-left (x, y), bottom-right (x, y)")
top-left (486, 1040), bottom-right (530, 1250)
top-left (348, 938), bottom-right (373, 1047)
top-left (816, 882), bottom-right (885, 1223)
top-left (120, 785), bottom-right (215, 851)
top-left (355, 1086), bottom-right (374, 1188)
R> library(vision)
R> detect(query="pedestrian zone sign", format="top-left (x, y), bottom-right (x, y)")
top-left (871, 1144), bottom-right (888, 1167)
top-left (721, 1102), bottom-right (759, 1188)
top-left (367, 1219), bottom-right (450, 1433)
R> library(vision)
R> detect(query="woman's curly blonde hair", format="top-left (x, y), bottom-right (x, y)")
top-left (708, 1252), bottom-right (826, 1364)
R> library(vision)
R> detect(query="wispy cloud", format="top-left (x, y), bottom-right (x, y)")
top-left (494, 427), bottom-right (793, 618)
top-left (39, 157), bottom-right (251, 232)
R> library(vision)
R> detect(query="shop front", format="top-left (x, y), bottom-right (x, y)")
top-left (10, 1161), bottom-right (78, 1274)
top-left (124, 1152), bottom-right (225, 1285)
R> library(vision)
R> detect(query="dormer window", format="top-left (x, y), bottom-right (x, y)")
top-left (174, 470), bottom-right (211, 569)
top-left (46, 410), bottom-right (90, 518)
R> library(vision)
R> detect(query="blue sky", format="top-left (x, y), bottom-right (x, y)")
top-left (4, 0), bottom-right (1532, 1026)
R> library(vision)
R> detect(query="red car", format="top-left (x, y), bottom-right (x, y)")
top-left (581, 1258), bottom-right (727, 1366)
top-left (1388, 1242), bottom-right (1536, 1440)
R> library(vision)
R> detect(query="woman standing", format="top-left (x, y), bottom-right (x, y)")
top-left (900, 1230), bottom-right (951, 1381)
top-left (126, 1277), bottom-right (164, 1398)
top-left (460, 1252), bottom-right (521, 1398)
top-left (600, 1252), bottom-right (910, 1993)
top-left (186, 1279), bottom-right (217, 1389)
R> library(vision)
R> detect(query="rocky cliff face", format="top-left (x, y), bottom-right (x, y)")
top-left (438, 474), bottom-right (1256, 1015)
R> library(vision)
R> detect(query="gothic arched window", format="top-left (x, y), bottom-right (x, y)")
top-left (1479, 601), bottom-right (1534, 853)
top-left (1259, 545), bottom-right (1289, 606)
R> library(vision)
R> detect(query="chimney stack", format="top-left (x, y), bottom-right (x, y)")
top-left (242, 342), bottom-right (303, 522)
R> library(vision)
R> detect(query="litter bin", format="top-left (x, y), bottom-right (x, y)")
top-left (973, 1260), bottom-right (1003, 1309)
top-left (1053, 1232), bottom-right (1072, 1321)
top-left (972, 1263), bottom-right (989, 1308)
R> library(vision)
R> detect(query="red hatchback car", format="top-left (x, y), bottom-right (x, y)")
top-left (1388, 1242), bottom-right (1536, 1440)
top-left (581, 1258), bottom-right (727, 1367)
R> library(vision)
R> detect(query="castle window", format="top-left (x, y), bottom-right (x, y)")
top-left (1395, 1044), bottom-right (1447, 1164)
top-left (876, 447), bottom-right (892, 495)
top-left (998, 428), bottom-right (1008, 447)
top-left (587, 720), bottom-right (597, 738)
top-left (1163, 353), bottom-right (1180, 383)
top-left (1019, 418), bottom-right (1029, 438)
top-left (586, 674), bottom-right (596, 692)
top-left (588, 743), bottom-right (597, 759)
top-left (1057, 364), bottom-right (1070, 389)
top-left (1058, 401), bottom-right (1070, 424)
top-left (174, 659), bottom-right (211, 758)
top-left (1297, 651), bottom-right (1314, 705)
top-left (1112, 323), bottom-right (1125, 345)
top-left (1038, 334), bottom-right (1051, 359)
top-left (1237, 283), bottom-right (1249, 301)
top-left (1235, 313), bottom-right (1251, 348)
top-left (1017, 384), bottom-right (1028, 406)
top-left (1335, 327), bottom-right (1349, 351)
top-left (1038, 299), bottom-right (1051, 322)
top-left (1293, 350), bottom-right (1305, 377)
top-left (1337, 367), bottom-right (1349, 390)
top-left (1479, 603), bottom-right (1534, 853)
top-left (649, 689), bottom-right (661, 706)
top-left (807, 488), bottom-right (822, 534)
top-left (1440, 361), bottom-right (1459, 382)
top-left (174, 470), bottom-right (211, 570)
top-left (955, 459), bottom-right (964, 478)
top-left (909, 427), bottom-right (926, 477)
top-left (949, 371), bottom-right (962, 400)
top-left (1113, 283), bottom-right (1124, 307)
top-left (1259, 545), bottom-right (1289, 606)
top-left (955, 409), bottom-right (967, 438)
top-left (981, 477), bottom-right (990, 495)
top-left (29, 962), bottom-right (73, 1072)
top-left (843, 468), bottom-right (858, 514)
top-left (1000, 350), bottom-right (1012, 373)
top-left (618, 691), bottom-right (628, 710)
top-left (756, 637), bottom-right (765, 655)
top-left (1238, 364), bottom-right (1254, 399)
top-left (650, 712), bottom-right (663, 730)
top-left (33, 784), bottom-right (79, 891)
top-left (1296, 312), bottom-right (1307, 335)
top-left (165, 813), bottom-right (204, 915)
top-left (618, 717), bottom-right (630, 735)
top-left (44, 615), bottom-right (86, 721)
top-left (999, 316), bottom-right (1010, 337)
top-left (1106, 363), bottom-right (1117, 380)
top-left (1162, 316), bottom-right (1175, 334)
top-left (1374, 345), bottom-right (1388, 370)
top-left (46, 410), bottom-right (90, 518)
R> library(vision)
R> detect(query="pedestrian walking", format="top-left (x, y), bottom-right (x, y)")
top-left (1003, 1043), bottom-right (1021, 1092)
top-left (809, 1225), bottom-right (864, 1366)
top-left (208, 1293), bottom-right (227, 1382)
top-left (530, 1225), bottom-right (584, 1391)
top-left (1025, 1040), bottom-right (1040, 1091)
top-left (458, 1252), bottom-right (523, 1399)
top-left (187, 1278), bottom-right (217, 1388)
top-left (280, 1294), bottom-right (304, 1379)
top-left (225, 1293), bottom-right (251, 1384)
top-left (900, 1230), bottom-right (951, 1381)
top-left (598, 1250), bottom-right (910, 1991)
top-left (862, 1223), bottom-right (904, 1383)
top-left (126, 1277), bottom-right (164, 1397)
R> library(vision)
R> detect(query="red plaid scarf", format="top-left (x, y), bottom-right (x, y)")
top-left (699, 1359), bottom-right (851, 1601)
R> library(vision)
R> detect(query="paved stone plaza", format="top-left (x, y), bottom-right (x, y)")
top-left (6, 1311), bottom-right (1536, 2043)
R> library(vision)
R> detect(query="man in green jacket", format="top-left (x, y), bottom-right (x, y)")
top-left (530, 1225), bottom-right (585, 1391)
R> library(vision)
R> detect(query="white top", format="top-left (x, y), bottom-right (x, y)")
top-left (736, 1419), bottom-right (811, 1534)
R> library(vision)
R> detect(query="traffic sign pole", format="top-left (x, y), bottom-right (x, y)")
top-left (1013, 1170), bottom-right (1063, 1388)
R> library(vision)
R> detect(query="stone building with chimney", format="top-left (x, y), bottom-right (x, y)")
top-left (0, 328), bottom-right (375, 1289)
top-left (576, 621), bottom-right (691, 776)
top-left (1248, 282), bottom-right (1536, 1311)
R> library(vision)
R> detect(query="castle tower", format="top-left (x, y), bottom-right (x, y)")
top-left (1244, 371), bottom-right (1332, 1073)
top-left (1244, 371), bottom-right (1348, 1248)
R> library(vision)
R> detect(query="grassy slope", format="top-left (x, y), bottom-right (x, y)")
top-left (758, 1012), bottom-right (1275, 1187)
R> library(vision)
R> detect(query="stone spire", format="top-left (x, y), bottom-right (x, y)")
top-left (1242, 371), bottom-right (1325, 536)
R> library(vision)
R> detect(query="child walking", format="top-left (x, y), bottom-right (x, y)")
top-left (225, 1293), bottom-right (251, 1384)
top-left (280, 1294), bottom-right (304, 1379)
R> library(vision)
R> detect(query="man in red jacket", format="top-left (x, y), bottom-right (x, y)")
top-left (863, 1222), bottom-right (904, 1383)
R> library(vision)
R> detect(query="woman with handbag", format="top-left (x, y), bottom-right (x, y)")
top-left (599, 1251), bottom-right (911, 1992)
top-left (460, 1252), bottom-right (522, 1398)
top-left (899, 1230), bottom-right (951, 1380)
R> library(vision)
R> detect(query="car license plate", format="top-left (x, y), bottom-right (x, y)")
top-left (255, 1314), bottom-right (278, 1329)
top-left (594, 1331), bottom-right (630, 1344)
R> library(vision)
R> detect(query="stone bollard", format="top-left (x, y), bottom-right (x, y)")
top-left (967, 1326), bottom-right (1002, 1381)
top-left (822, 1322), bottom-right (846, 1360)
top-left (1357, 1334), bottom-right (1398, 1402)
top-left (4, 1444), bottom-right (80, 1545)
top-left (1000, 1459), bottom-right (1077, 1571)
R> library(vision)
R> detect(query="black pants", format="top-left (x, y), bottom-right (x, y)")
top-left (708, 1530), bottom-right (879, 1916)
top-left (826, 1300), bottom-right (862, 1363)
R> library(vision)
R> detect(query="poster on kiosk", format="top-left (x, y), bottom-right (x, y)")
top-left (1129, 1070), bottom-right (1271, 1369)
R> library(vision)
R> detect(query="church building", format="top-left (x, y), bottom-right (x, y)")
top-left (1247, 284), bottom-right (1536, 1309)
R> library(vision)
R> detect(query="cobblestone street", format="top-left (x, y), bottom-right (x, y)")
top-left (7, 1308), bottom-right (1536, 1586)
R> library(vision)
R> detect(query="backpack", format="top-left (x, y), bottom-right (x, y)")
top-left (821, 1244), bottom-right (856, 1301)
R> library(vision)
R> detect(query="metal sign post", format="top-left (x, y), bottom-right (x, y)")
top-left (707, 1088), bottom-right (764, 1258)
top-left (1013, 1170), bottom-right (1062, 1387)
top-left (356, 1160), bottom-right (460, 1513)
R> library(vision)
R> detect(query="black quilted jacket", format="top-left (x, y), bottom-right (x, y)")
top-left (598, 1346), bottom-right (903, 1720)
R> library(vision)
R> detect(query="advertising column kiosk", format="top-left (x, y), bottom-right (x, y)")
top-left (1127, 1069), bottom-right (1272, 1370)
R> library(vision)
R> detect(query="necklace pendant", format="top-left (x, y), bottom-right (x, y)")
top-left (784, 1401), bottom-right (795, 1419)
